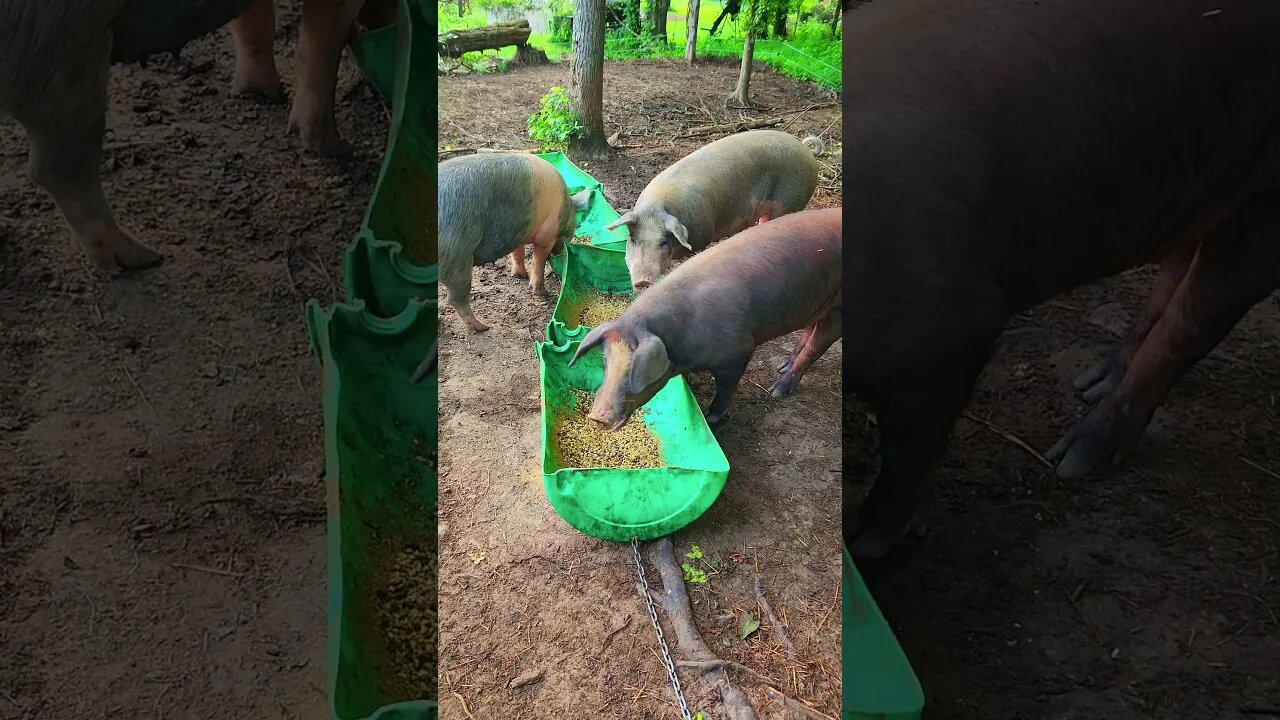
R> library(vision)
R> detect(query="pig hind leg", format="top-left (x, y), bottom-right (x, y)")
top-left (439, 252), bottom-right (489, 332)
top-left (21, 39), bottom-right (161, 271)
top-left (509, 248), bottom-right (528, 278)
top-left (1049, 198), bottom-right (1280, 480)
top-left (705, 354), bottom-right (753, 427)
top-left (848, 338), bottom-right (996, 561)
top-left (1073, 237), bottom-right (1200, 403)
top-left (289, 0), bottom-right (366, 155)
top-left (228, 0), bottom-right (283, 101)
top-left (778, 324), bottom-right (817, 374)
top-left (770, 307), bottom-right (841, 398)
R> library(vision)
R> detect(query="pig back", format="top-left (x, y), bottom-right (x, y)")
top-left (438, 153), bottom-right (543, 266)
top-left (641, 130), bottom-right (820, 245)
top-left (842, 0), bottom-right (1280, 316)
top-left (637, 208), bottom-right (841, 355)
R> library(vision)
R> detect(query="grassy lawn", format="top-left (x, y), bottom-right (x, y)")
top-left (437, 0), bottom-right (840, 89)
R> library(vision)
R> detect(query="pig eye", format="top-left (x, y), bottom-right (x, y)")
top-left (659, 234), bottom-right (671, 248)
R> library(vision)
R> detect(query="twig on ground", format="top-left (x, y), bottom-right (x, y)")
top-left (676, 659), bottom-right (780, 685)
top-left (962, 412), bottom-right (1053, 469)
top-left (452, 692), bottom-right (480, 720)
top-left (678, 116), bottom-right (785, 138)
top-left (119, 363), bottom-right (159, 419)
top-left (1240, 457), bottom-right (1280, 481)
top-left (754, 571), bottom-right (797, 658)
top-left (171, 562), bottom-right (243, 578)
top-left (648, 537), bottom-right (757, 720)
top-left (764, 686), bottom-right (836, 720)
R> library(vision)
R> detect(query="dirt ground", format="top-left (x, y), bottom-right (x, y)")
top-left (849, 275), bottom-right (1280, 718)
top-left (436, 62), bottom-right (843, 719)
top-left (0, 5), bottom-right (386, 718)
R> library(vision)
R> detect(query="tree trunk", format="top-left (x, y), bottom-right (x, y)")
top-left (623, 0), bottom-right (643, 34)
top-left (684, 0), bottom-right (700, 64)
top-left (569, 0), bottom-right (609, 158)
top-left (771, 3), bottom-right (786, 37)
top-left (735, 31), bottom-right (754, 106)
top-left (830, 0), bottom-right (840, 33)
top-left (437, 19), bottom-right (532, 57)
top-left (646, 0), bottom-right (670, 42)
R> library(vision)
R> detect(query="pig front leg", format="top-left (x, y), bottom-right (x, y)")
top-left (289, 0), bottom-right (366, 155)
top-left (228, 0), bottom-right (283, 101)
top-left (770, 308), bottom-right (841, 398)
top-left (704, 354), bottom-right (752, 427)
top-left (21, 37), bottom-right (161, 271)
top-left (1049, 200), bottom-right (1280, 480)
top-left (848, 338), bottom-right (996, 562)
top-left (509, 248), bottom-right (528, 278)
top-left (1073, 237), bottom-right (1199, 403)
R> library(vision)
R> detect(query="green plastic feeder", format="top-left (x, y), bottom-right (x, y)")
top-left (307, 298), bottom-right (438, 720)
top-left (843, 547), bottom-right (925, 720)
top-left (547, 242), bottom-right (634, 345)
top-left (537, 339), bottom-right (730, 541)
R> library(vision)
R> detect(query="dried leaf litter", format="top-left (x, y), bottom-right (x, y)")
top-left (554, 390), bottom-right (662, 469)
top-left (577, 291), bottom-right (631, 328)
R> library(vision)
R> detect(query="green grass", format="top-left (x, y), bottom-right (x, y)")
top-left (437, 0), bottom-right (840, 89)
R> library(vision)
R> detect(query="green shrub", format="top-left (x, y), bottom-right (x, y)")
top-left (527, 87), bottom-right (583, 150)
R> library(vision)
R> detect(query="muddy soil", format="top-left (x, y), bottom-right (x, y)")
top-left (849, 276), bottom-right (1280, 718)
top-left (0, 5), bottom-right (386, 718)
top-left (437, 61), bottom-right (844, 719)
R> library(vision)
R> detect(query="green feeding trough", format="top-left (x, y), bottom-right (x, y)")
top-left (305, 0), bottom-right (437, 718)
top-left (546, 242), bottom-right (634, 345)
top-left (843, 547), bottom-right (925, 719)
top-left (538, 339), bottom-right (729, 541)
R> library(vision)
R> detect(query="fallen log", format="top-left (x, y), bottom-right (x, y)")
top-left (438, 19), bottom-right (533, 58)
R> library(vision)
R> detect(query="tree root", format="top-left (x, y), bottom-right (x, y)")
top-left (754, 571), bottom-right (797, 657)
top-left (646, 537), bottom-right (757, 720)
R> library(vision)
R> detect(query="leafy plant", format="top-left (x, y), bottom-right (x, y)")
top-left (682, 562), bottom-right (708, 584)
top-left (527, 86), bottom-right (583, 150)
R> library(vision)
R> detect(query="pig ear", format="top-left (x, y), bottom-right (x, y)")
top-left (568, 323), bottom-right (610, 367)
top-left (570, 189), bottom-right (592, 210)
top-left (662, 212), bottom-right (692, 251)
top-left (628, 334), bottom-right (671, 394)
top-left (605, 211), bottom-right (638, 232)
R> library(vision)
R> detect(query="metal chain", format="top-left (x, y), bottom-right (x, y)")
top-left (631, 536), bottom-right (693, 720)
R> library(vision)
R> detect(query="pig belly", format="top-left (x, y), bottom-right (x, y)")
top-left (713, 200), bottom-right (788, 242)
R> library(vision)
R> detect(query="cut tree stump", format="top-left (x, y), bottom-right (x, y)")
top-left (511, 43), bottom-right (550, 66)
top-left (437, 19), bottom-right (533, 58)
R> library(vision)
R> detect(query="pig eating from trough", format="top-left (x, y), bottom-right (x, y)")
top-left (606, 129), bottom-right (821, 292)
top-left (438, 152), bottom-right (591, 332)
top-left (843, 0), bottom-right (1280, 562)
top-left (0, 0), bottom-right (393, 271)
top-left (570, 208), bottom-right (841, 429)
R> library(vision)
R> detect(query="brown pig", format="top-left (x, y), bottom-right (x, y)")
top-left (438, 152), bottom-right (591, 332)
top-left (0, 0), bottom-right (392, 271)
top-left (570, 208), bottom-right (841, 429)
top-left (842, 0), bottom-right (1280, 562)
top-left (606, 129), bottom-right (821, 292)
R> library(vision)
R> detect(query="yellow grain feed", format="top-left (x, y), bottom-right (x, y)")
top-left (570, 234), bottom-right (593, 245)
top-left (554, 390), bottom-right (662, 469)
top-left (373, 539), bottom-right (438, 700)
top-left (577, 291), bottom-right (632, 328)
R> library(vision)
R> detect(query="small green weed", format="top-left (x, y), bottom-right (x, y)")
top-left (527, 86), bottom-right (583, 150)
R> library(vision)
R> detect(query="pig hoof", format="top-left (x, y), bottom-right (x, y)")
top-left (1047, 404), bottom-right (1131, 480)
top-left (510, 266), bottom-right (528, 279)
top-left (768, 376), bottom-right (797, 398)
top-left (81, 234), bottom-right (163, 271)
top-left (777, 356), bottom-right (794, 374)
top-left (705, 410), bottom-right (731, 428)
top-left (230, 72), bottom-right (283, 103)
top-left (1073, 360), bottom-right (1123, 402)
